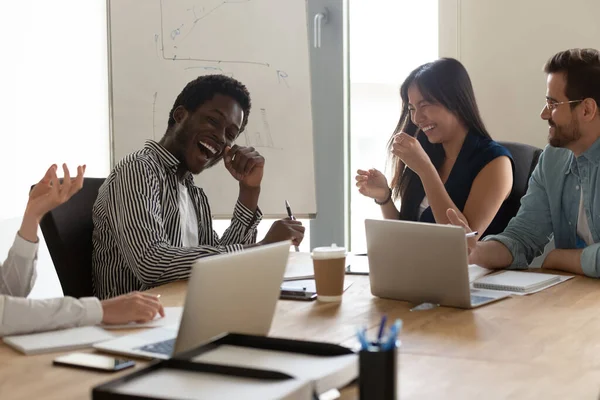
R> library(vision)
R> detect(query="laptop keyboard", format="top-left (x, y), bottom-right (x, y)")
top-left (135, 338), bottom-right (175, 356)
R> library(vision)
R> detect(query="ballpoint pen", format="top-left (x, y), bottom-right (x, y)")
top-left (376, 315), bottom-right (387, 345)
top-left (285, 200), bottom-right (300, 252)
top-left (356, 328), bottom-right (370, 350)
top-left (381, 319), bottom-right (403, 351)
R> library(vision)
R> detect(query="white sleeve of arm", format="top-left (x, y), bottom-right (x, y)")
top-left (0, 295), bottom-right (103, 337)
top-left (0, 234), bottom-right (39, 297)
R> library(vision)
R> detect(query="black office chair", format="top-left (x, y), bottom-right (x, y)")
top-left (484, 141), bottom-right (543, 236)
top-left (38, 178), bottom-right (105, 298)
top-left (500, 141), bottom-right (543, 218)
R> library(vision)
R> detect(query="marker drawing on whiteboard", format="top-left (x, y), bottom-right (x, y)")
top-left (152, 92), bottom-right (158, 139)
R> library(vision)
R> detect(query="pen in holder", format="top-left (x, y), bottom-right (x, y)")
top-left (357, 317), bottom-right (402, 400)
top-left (359, 341), bottom-right (399, 400)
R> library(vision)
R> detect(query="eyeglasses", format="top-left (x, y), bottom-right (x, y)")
top-left (545, 99), bottom-right (583, 110)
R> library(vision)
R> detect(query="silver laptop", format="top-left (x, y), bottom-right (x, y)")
top-left (365, 219), bottom-right (508, 309)
top-left (94, 241), bottom-right (291, 359)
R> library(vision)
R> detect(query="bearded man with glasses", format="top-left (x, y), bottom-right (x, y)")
top-left (448, 48), bottom-right (600, 278)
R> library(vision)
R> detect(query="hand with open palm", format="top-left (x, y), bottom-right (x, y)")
top-left (26, 164), bottom-right (86, 221)
top-left (19, 164), bottom-right (86, 242)
top-left (355, 168), bottom-right (390, 203)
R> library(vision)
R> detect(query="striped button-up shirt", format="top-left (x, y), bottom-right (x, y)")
top-left (92, 140), bottom-right (262, 299)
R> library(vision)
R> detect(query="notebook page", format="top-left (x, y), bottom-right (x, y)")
top-left (468, 264), bottom-right (492, 283)
top-left (473, 271), bottom-right (573, 295)
top-left (285, 252), bottom-right (356, 281)
top-left (192, 345), bottom-right (358, 394)
top-left (115, 368), bottom-right (312, 400)
top-left (3, 326), bottom-right (114, 355)
top-left (99, 307), bottom-right (183, 330)
top-left (474, 271), bottom-right (559, 291)
top-left (284, 252), bottom-right (314, 281)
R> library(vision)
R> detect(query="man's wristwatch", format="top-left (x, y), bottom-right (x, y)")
top-left (374, 187), bottom-right (392, 205)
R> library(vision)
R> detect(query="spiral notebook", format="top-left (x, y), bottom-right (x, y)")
top-left (473, 271), bottom-right (561, 293)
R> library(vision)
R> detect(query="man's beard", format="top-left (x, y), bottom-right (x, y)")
top-left (548, 116), bottom-right (581, 148)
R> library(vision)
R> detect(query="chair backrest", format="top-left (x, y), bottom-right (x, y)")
top-left (38, 178), bottom-right (105, 298)
top-left (498, 141), bottom-right (543, 223)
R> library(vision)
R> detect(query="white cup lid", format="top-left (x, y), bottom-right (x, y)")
top-left (311, 243), bottom-right (347, 260)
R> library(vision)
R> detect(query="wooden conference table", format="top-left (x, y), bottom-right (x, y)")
top-left (2, 273), bottom-right (600, 399)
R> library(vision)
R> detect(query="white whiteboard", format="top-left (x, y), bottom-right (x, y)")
top-left (439, 0), bottom-right (600, 149)
top-left (108, 0), bottom-right (316, 217)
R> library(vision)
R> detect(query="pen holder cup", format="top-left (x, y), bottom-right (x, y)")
top-left (359, 341), bottom-right (399, 400)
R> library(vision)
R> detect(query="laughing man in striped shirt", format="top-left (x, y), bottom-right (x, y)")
top-left (92, 75), bottom-right (305, 299)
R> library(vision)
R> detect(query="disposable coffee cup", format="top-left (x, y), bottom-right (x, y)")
top-left (311, 244), bottom-right (347, 302)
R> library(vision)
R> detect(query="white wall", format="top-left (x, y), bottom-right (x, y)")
top-left (0, 1), bottom-right (110, 220)
top-left (349, 0), bottom-right (438, 252)
top-left (0, 1), bottom-right (110, 298)
top-left (439, 0), bottom-right (600, 149)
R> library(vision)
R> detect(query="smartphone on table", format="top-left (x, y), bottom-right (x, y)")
top-left (53, 352), bottom-right (135, 372)
top-left (280, 279), bottom-right (318, 301)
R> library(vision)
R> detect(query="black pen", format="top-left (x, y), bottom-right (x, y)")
top-left (285, 200), bottom-right (300, 252)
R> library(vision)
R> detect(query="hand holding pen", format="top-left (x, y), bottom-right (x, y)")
top-left (285, 200), bottom-right (301, 252)
top-left (447, 208), bottom-right (479, 258)
top-left (259, 202), bottom-right (305, 247)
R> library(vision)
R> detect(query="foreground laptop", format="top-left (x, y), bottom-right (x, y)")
top-left (365, 219), bottom-right (508, 309)
top-left (94, 241), bottom-right (290, 359)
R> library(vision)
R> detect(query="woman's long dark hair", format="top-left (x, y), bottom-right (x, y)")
top-left (388, 58), bottom-right (491, 221)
